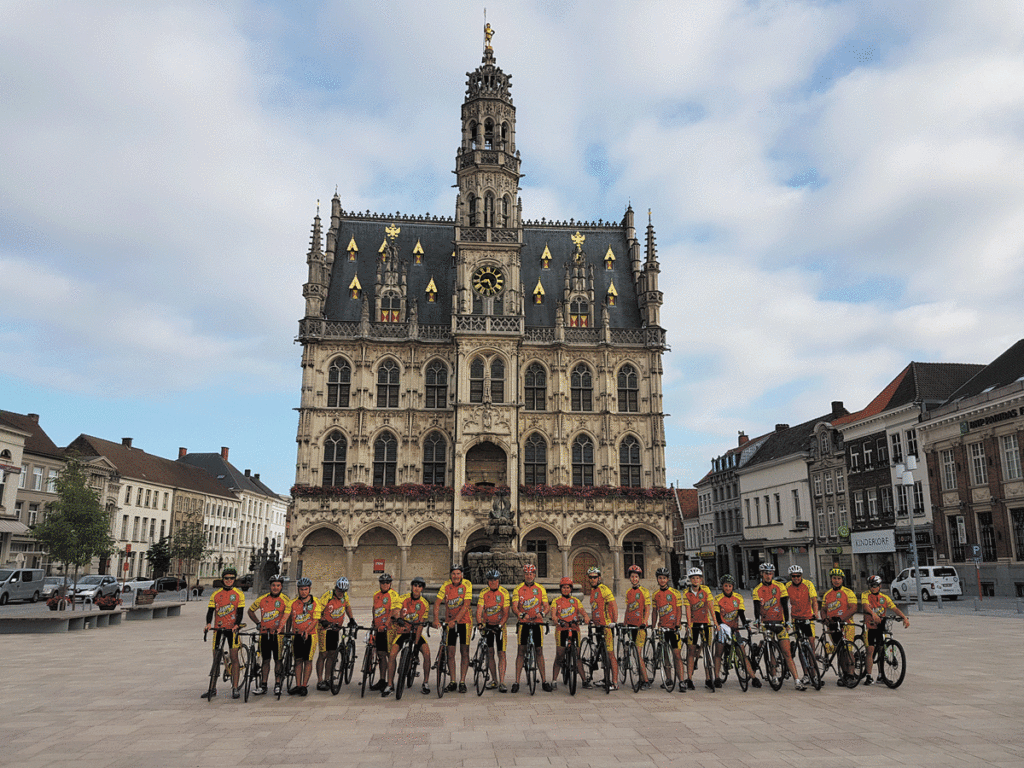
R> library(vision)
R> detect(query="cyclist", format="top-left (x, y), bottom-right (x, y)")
top-left (371, 573), bottom-right (402, 692)
top-left (820, 567), bottom-right (859, 687)
top-left (512, 563), bottom-right (551, 692)
top-left (383, 575), bottom-right (432, 696)
top-left (649, 567), bottom-right (685, 692)
top-left (586, 566), bottom-right (619, 690)
top-left (315, 577), bottom-right (357, 691)
top-left (475, 569), bottom-right (511, 692)
top-left (286, 576), bottom-right (321, 696)
top-left (550, 577), bottom-right (588, 686)
top-left (683, 567), bottom-right (720, 691)
top-left (784, 565), bottom-right (819, 685)
top-left (202, 567), bottom-right (246, 699)
top-left (751, 563), bottom-right (806, 691)
top-left (860, 574), bottom-right (909, 686)
top-left (623, 564), bottom-right (652, 689)
top-left (713, 574), bottom-right (761, 688)
top-left (246, 574), bottom-right (291, 696)
top-left (433, 563), bottom-right (473, 693)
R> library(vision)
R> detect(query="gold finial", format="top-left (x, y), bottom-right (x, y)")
top-left (484, 19), bottom-right (494, 52)
top-left (385, 223), bottom-right (400, 241)
top-left (571, 231), bottom-right (585, 251)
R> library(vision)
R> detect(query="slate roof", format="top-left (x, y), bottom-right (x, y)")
top-left (0, 411), bottom-right (63, 459)
top-left (324, 216), bottom-right (643, 329)
top-left (66, 435), bottom-right (236, 500)
top-left (741, 414), bottom-right (831, 469)
top-left (177, 453), bottom-right (280, 498)
top-left (943, 340), bottom-right (1024, 404)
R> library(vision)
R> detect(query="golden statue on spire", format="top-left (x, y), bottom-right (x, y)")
top-left (484, 22), bottom-right (494, 52)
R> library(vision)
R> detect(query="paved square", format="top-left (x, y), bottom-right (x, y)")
top-left (2, 598), bottom-right (1021, 768)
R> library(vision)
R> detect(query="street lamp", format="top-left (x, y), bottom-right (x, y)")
top-left (894, 456), bottom-right (924, 612)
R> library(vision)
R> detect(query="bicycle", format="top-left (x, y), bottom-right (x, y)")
top-left (203, 624), bottom-right (243, 702)
top-left (519, 621), bottom-right (549, 695)
top-left (277, 632), bottom-right (296, 698)
top-left (237, 630), bottom-right (263, 702)
top-left (434, 629), bottom-right (452, 698)
top-left (328, 624), bottom-right (361, 695)
top-left (814, 619), bottom-right (866, 688)
top-left (642, 626), bottom-right (679, 693)
top-left (359, 628), bottom-right (379, 698)
top-left (555, 620), bottom-right (582, 696)
top-left (580, 622), bottom-right (614, 693)
top-left (862, 617), bottom-right (907, 688)
top-left (471, 624), bottom-right (502, 695)
top-left (791, 619), bottom-right (823, 691)
top-left (689, 624), bottom-right (716, 693)
top-left (747, 623), bottom-right (786, 691)
top-left (395, 622), bottom-right (430, 701)
top-left (614, 625), bottom-right (645, 693)
top-left (718, 624), bottom-right (752, 692)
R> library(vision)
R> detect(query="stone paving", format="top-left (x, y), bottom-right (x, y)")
top-left (2, 597), bottom-right (1022, 768)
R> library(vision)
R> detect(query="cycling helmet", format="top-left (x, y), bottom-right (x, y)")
top-left (523, 563), bottom-right (537, 575)
top-left (410, 576), bottom-right (427, 588)
top-left (486, 569), bottom-right (502, 581)
top-left (759, 562), bottom-right (776, 573)
top-left (378, 572), bottom-right (393, 583)
top-left (829, 568), bottom-right (845, 579)
top-left (450, 563), bottom-right (463, 573)
top-left (720, 574), bottom-right (735, 586)
top-left (788, 565), bottom-right (803, 575)
top-left (687, 567), bottom-right (703, 578)
top-left (296, 577), bottom-right (312, 588)
top-left (655, 567), bottom-right (671, 578)
top-left (587, 566), bottom-right (601, 577)
top-left (335, 577), bottom-right (349, 591)
top-left (222, 567), bottom-right (238, 578)
top-left (269, 574), bottom-right (283, 585)
top-left (627, 565), bottom-right (643, 577)
top-left (559, 577), bottom-right (574, 587)
top-left (867, 575), bottom-right (882, 587)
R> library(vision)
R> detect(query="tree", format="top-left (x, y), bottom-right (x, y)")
top-left (171, 521), bottom-right (212, 584)
top-left (31, 456), bottom-right (114, 610)
top-left (146, 536), bottom-right (173, 577)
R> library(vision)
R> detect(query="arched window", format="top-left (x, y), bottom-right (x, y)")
top-left (373, 432), bottom-right (397, 487)
top-left (327, 358), bottom-right (351, 408)
top-left (322, 432), bottom-right (347, 487)
top-left (572, 436), bottom-right (594, 487)
top-left (524, 363), bottom-right (546, 411)
top-left (425, 361), bottom-right (448, 409)
top-left (501, 195), bottom-right (510, 228)
top-left (619, 436), bottom-right (642, 488)
top-left (468, 193), bottom-right (478, 227)
top-left (490, 358), bottom-right (505, 403)
top-left (468, 120), bottom-right (478, 149)
top-left (571, 364), bottom-right (593, 412)
top-left (380, 292), bottom-right (401, 323)
top-left (523, 433), bottom-right (547, 486)
top-left (422, 432), bottom-right (447, 486)
top-left (484, 118), bottom-right (494, 149)
top-left (570, 298), bottom-right (590, 328)
top-left (500, 122), bottom-right (510, 151)
top-left (617, 364), bottom-right (639, 413)
top-left (470, 357), bottom-right (485, 403)
top-left (376, 360), bottom-right (400, 408)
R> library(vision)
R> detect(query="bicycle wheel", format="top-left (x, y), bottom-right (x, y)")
top-left (277, 643), bottom-right (292, 700)
top-left (628, 645), bottom-right (642, 693)
top-left (407, 650), bottom-right (420, 691)
top-left (241, 645), bottom-right (255, 702)
top-left (579, 638), bottom-right (595, 685)
top-left (701, 640), bottom-right (715, 692)
top-left (474, 642), bottom-right (489, 696)
top-left (282, 643), bottom-right (296, 695)
top-left (566, 642), bottom-right (578, 696)
top-left (879, 638), bottom-right (906, 689)
top-left (395, 641), bottom-right (412, 701)
top-left (207, 647), bottom-right (222, 702)
top-left (436, 646), bottom-right (450, 698)
top-left (734, 640), bottom-right (750, 692)
top-left (359, 644), bottom-right (376, 698)
top-left (617, 635), bottom-right (629, 685)
top-left (344, 637), bottom-right (357, 684)
top-left (526, 643), bottom-right (538, 695)
top-left (331, 646), bottom-right (345, 695)
top-left (600, 644), bottom-right (612, 694)
top-left (764, 640), bottom-right (785, 691)
top-left (660, 643), bottom-right (676, 692)
top-left (839, 641), bottom-right (864, 688)
top-left (799, 641), bottom-right (822, 691)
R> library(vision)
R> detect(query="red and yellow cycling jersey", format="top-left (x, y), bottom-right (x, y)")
top-left (251, 591), bottom-right (290, 631)
top-left (513, 582), bottom-right (548, 622)
top-left (652, 587), bottom-right (683, 629)
top-left (319, 590), bottom-right (350, 626)
top-left (479, 586), bottom-right (511, 624)
top-left (714, 591), bottom-right (745, 629)
top-left (394, 593), bottom-right (430, 629)
top-left (589, 583), bottom-right (616, 626)
top-left (752, 580), bottom-right (788, 623)
top-left (208, 587), bottom-right (245, 630)
top-left (860, 590), bottom-right (897, 629)
top-left (436, 579), bottom-right (473, 622)
top-left (684, 584), bottom-right (716, 624)
top-left (549, 594), bottom-right (586, 630)
top-left (372, 588), bottom-right (402, 631)
top-left (822, 586), bottom-right (858, 621)
top-left (289, 595), bottom-right (321, 634)
top-left (784, 579), bottom-right (818, 619)
top-left (624, 585), bottom-right (651, 627)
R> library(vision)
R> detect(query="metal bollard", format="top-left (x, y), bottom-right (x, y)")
top-left (1017, 598), bottom-right (1022, 614)
top-left (974, 597), bottom-right (980, 611)
top-left (936, 594), bottom-right (942, 610)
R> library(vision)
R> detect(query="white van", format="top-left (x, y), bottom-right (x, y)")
top-left (891, 566), bottom-right (962, 601)
top-left (0, 568), bottom-right (47, 604)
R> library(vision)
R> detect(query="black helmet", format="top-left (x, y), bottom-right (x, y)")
top-left (410, 576), bottom-right (426, 588)
top-left (655, 567), bottom-right (671, 578)
top-left (378, 573), bottom-right (393, 583)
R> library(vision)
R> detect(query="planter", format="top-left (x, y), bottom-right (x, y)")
top-left (135, 593), bottom-right (156, 606)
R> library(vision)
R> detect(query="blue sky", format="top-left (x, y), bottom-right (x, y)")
top-left (2, 1), bottom-right (1023, 494)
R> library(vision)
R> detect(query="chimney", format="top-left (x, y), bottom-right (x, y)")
top-left (221, 446), bottom-right (229, 460)
top-left (122, 438), bottom-right (133, 448)
top-left (244, 469), bottom-right (251, 477)
top-left (832, 401), bottom-right (845, 418)
top-left (775, 424), bottom-right (789, 432)
top-left (738, 431), bottom-right (748, 446)
top-left (178, 447), bottom-right (187, 459)
top-left (254, 473), bottom-right (260, 481)
top-left (28, 414), bottom-right (39, 423)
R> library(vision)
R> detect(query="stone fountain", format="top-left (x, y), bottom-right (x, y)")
top-left (466, 493), bottom-right (536, 584)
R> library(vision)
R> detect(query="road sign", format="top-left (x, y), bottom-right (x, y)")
top-left (971, 545), bottom-right (981, 558)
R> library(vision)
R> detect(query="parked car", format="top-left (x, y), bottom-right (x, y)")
top-left (156, 577), bottom-right (187, 592)
top-left (70, 574), bottom-right (122, 602)
top-left (0, 568), bottom-right (46, 604)
top-left (42, 576), bottom-right (66, 599)
top-left (891, 565), bottom-right (962, 601)
top-left (121, 576), bottom-right (156, 593)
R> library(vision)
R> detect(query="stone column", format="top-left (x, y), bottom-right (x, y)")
top-left (399, 546), bottom-right (410, 593)
top-left (610, 545), bottom-right (623, 598)
top-left (560, 545), bottom-right (570, 579)
top-left (345, 546), bottom-right (355, 580)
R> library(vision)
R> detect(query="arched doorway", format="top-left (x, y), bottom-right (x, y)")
top-left (465, 441), bottom-right (507, 487)
top-left (573, 552), bottom-right (597, 594)
top-left (297, 527), bottom-right (345, 594)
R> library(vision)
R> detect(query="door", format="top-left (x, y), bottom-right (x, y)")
top-left (573, 553), bottom-right (597, 595)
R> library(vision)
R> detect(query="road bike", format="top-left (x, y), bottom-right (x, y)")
top-left (395, 622), bottom-right (430, 701)
top-left (519, 621), bottom-right (549, 695)
top-left (791, 619), bottom-right (823, 690)
top-left (556, 621), bottom-right (582, 696)
top-left (471, 624), bottom-right (502, 695)
top-left (814, 619), bottom-right (866, 688)
top-left (580, 622), bottom-right (614, 693)
top-left (277, 632), bottom-right (296, 698)
top-left (717, 624), bottom-right (752, 691)
top-left (860, 617), bottom-right (906, 688)
top-left (435, 628), bottom-right (452, 698)
top-left (359, 628), bottom-right (379, 698)
top-left (642, 626), bottom-right (680, 693)
top-left (689, 624), bottom-right (716, 693)
top-left (203, 624), bottom-right (244, 702)
top-left (238, 630), bottom-right (263, 702)
top-left (748, 623), bottom-right (787, 691)
top-left (614, 624), bottom-right (645, 693)
top-left (327, 624), bottom-right (361, 695)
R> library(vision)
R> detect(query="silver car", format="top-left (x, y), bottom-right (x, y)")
top-left (70, 574), bottom-right (121, 602)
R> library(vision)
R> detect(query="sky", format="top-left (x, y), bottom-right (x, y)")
top-left (2, 1), bottom-right (1023, 496)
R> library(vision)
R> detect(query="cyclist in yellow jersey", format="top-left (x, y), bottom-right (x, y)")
top-left (370, 573), bottom-right (402, 692)
top-left (751, 563), bottom-right (805, 691)
top-left (202, 567), bottom-right (246, 700)
top-left (315, 577), bottom-right (356, 691)
top-left (383, 576), bottom-right (432, 696)
top-left (287, 577), bottom-right (321, 695)
top-left (585, 566), bottom-right (618, 690)
top-left (860, 574), bottom-right (909, 686)
top-left (432, 564), bottom-right (473, 693)
top-left (683, 567), bottom-right (720, 691)
top-left (784, 564), bottom-right (819, 685)
top-left (246, 573), bottom-right (290, 696)
top-left (820, 567), bottom-right (859, 686)
top-left (475, 569), bottom-right (511, 692)
top-left (650, 567), bottom-right (687, 692)
top-left (713, 574), bottom-right (761, 688)
top-left (550, 577), bottom-right (588, 685)
top-left (623, 564), bottom-right (652, 689)
top-left (512, 563), bottom-right (550, 692)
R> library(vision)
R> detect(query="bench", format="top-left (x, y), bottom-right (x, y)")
top-left (125, 602), bottom-right (184, 621)
top-left (0, 610), bottom-right (125, 633)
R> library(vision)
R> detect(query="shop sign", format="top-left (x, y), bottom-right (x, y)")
top-left (698, 551), bottom-right (715, 559)
top-left (851, 529), bottom-right (895, 554)
top-left (960, 407), bottom-right (1019, 434)
top-left (825, 547), bottom-right (843, 555)
top-left (373, 559), bottom-right (385, 573)
top-left (895, 531), bottom-right (931, 548)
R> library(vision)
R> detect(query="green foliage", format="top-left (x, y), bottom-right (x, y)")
top-left (32, 457), bottom-right (114, 570)
top-left (171, 521), bottom-right (212, 574)
top-left (145, 535), bottom-right (173, 577)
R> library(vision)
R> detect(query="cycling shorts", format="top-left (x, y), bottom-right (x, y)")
top-left (321, 626), bottom-right (344, 653)
top-left (688, 623), bottom-right (713, 646)
top-left (443, 622), bottom-right (471, 647)
top-left (293, 634), bottom-right (315, 662)
top-left (792, 620), bottom-right (815, 639)
top-left (557, 629), bottom-right (580, 648)
top-left (395, 632), bottom-right (428, 650)
top-left (762, 622), bottom-right (790, 641)
top-left (517, 623), bottom-right (543, 648)
top-left (373, 630), bottom-right (393, 653)
top-left (864, 627), bottom-right (884, 647)
top-left (826, 620), bottom-right (857, 644)
top-left (660, 629), bottom-right (683, 651)
top-left (626, 626), bottom-right (647, 649)
top-left (591, 625), bottom-right (613, 653)
top-left (482, 624), bottom-right (507, 652)
top-left (259, 632), bottom-right (284, 661)
top-left (213, 628), bottom-right (239, 653)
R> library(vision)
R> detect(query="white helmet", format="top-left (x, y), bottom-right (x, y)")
top-left (788, 565), bottom-right (803, 575)
top-left (687, 567), bottom-right (703, 578)
top-left (716, 625), bottom-right (733, 644)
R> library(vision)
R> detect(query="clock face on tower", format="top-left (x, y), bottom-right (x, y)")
top-left (472, 266), bottom-right (505, 296)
